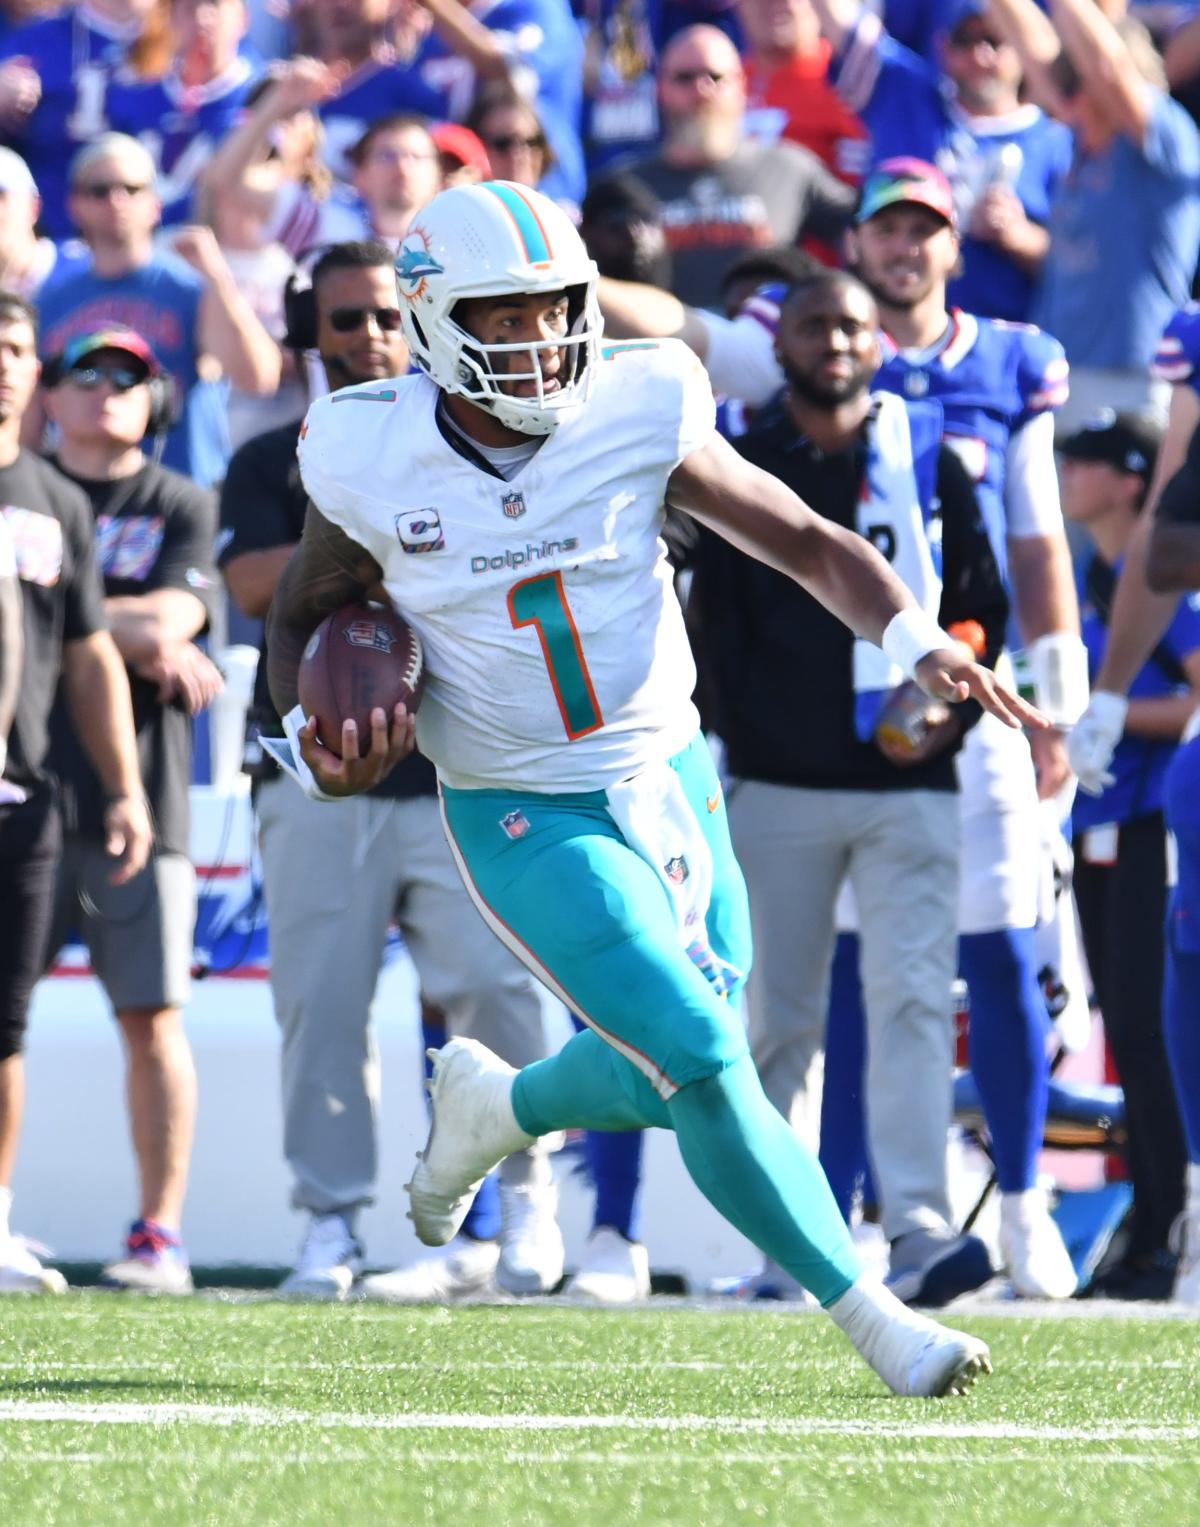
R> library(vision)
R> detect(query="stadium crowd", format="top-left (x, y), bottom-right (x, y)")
top-left (0, 0), bottom-right (1198, 1315)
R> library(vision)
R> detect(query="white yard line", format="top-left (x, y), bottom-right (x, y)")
top-left (0, 1402), bottom-right (1196, 1444)
top-left (0, 1449), bottom-right (1181, 1469)
top-left (0, 1356), bottom-right (1184, 1375)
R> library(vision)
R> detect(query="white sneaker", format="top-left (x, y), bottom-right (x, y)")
top-left (0, 1234), bottom-right (67, 1294)
top-left (1169, 1204), bottom-right (1200, 1307)
top-left (565, 1227), bottom-right (650, 1304)
top-left (406, 1039), bottom-right (536, 1248)
top-left (497, 1179), bottom-right (564, 1295)
top-left (278, 1214), bottom-right (362, 1300)
top-left (359, 1234), bottom-right (500, 1303)
top-left (1000, 1188), bottom-right (1078, 1299)
top-left (829, 1278), bottom-right (992, 1398)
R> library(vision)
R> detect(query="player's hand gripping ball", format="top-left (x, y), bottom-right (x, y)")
top-left (298, 603), bottom-right (425, 759)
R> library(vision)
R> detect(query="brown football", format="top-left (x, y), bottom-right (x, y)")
top-left (297, 603), bottom-right (425, 759)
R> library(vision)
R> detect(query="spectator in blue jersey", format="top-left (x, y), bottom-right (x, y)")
top-left (1060, 410), bottom-right (1197, 1299)
top-left (39, 133), bottom-right (280, 488)
top-left (106, 0), bottom-right (258, 227)
top-left (0, 147), bottom-right (61, 301)
top-left (990, 0), bottom-right (1200, 428)
top-left (578, 0), bottom-right (665, 173)
top-left (410, 0), bottom-right (587, 204)
top-left (304, 0), bottom-right (446, 179)
top-left (809, 0), bottom-right (1071, 322)
top-left (0, 0), bottom-right (171, 240)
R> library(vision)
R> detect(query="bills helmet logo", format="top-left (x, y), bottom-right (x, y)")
top-left (500, 810), bottom-right (531, 840)
top-left (502, 489), bottom-right (527, 520)
top-left (664, 856), bottom-right (689, 885)
top-left (395, 509), bottom-right (445, 553)
top-left (343, 619), bottom-right (397, 654)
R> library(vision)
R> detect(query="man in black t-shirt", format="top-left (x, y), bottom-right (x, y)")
top-left (0, 293), bottom-right (152, 1295)
top-left (219, 242), bottom-right (558, 1303)
top-left (691, 269), bottom-right (1008, 1304)
top-left (39, 327), bottom-right (220, 1296)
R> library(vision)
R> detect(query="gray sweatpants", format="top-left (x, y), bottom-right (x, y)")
top-left (727, 781), bottom-right (960, 1242)
top-left (257, 779), bottom-right (550, 1216)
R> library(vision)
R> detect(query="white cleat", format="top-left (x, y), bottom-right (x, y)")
top-left (564, 1227), bottom-right (651, 1304)
top-left (1000, 1188), bottom-right (1078, 1300)
top-left (829, 1278), bottom-right (993, 1398)
top-left (0, 1234), bottom-right (67, 1295)
top-left (497, 1179), bottom-right (564, 1296)
top-left (359, 1234), bottom-right (500, 1303)
top-left (1170, 1205), bottom-right (1200, 1307)
top-left (406, 1039), bottom-right (536, 1248)
top-left (278, 1214), bottom-right (362, 1301)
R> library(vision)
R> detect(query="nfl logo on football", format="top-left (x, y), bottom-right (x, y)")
top-left (344, 619), bottom-right (396, 654)
top-left (502, 489), bottom-right (526, 520)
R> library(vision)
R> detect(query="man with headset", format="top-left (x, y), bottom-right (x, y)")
top-left (41, 328), bottom-right (221, 1293)
top-left (218, 240), bottom-right (563, 1302)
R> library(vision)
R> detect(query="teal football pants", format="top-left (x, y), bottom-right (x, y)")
top-left (440, 734), bottom-right (861, 1305)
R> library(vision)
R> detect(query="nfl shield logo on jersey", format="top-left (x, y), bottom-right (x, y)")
top-left (501, 489), bottom-right (526, 520)
top-left (664, 856), bottom-right (689, 885)
top-left (395, 509), bottom-right (445, 553)
top-left (500, 810), bottom-right (531, 840)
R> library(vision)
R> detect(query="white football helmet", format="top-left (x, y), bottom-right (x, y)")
top-left (394, 181), bottom-right (602, 436)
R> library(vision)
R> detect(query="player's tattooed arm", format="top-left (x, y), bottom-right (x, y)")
top-left (669, 431), bottom-right (1049, 733)
top-left (266, 504), bottom-right (384, 717)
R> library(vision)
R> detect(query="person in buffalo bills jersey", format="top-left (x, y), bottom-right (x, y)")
top-left (303, 0), bottom-right (446, 181)
top-left (1076, 303), bottom-right (1200, 789)
top-left (845, 158), bottom-right (1086, 1302)
top-left (265, 181), bottom-right (1045, 1397)
top-left (106, 0), bottom-right (258, 228)
top-left (0, 0), bottom-right (159, 241)
top-left (411, 0), bottom-right (586, 205)
top-left (811, 0), bottom-right (1071, 322)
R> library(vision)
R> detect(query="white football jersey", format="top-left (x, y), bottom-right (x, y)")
top-left (297, 338), bottom-right (715, 792)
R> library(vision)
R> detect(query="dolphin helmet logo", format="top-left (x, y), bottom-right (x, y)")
top-left (395, 231), bottom-right (444, 300)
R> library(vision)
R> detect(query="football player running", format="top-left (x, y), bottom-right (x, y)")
top-left (267, 180), bottom-right (1042, 1396)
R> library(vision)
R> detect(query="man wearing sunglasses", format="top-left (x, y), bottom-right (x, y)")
top-left (218, 241), bottom-right (561, 1304)
top-left (37, 133), bottom-right (280, 490)
top-left (39, 327), bottom-right (220, 1294)
top-left (609, 23), bottom-right (855, 308)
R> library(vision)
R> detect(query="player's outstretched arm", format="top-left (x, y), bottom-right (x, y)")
top-left (267, 505), bottom-right (415, 795)
top-left (668, 432), bottom-right (1049, 732)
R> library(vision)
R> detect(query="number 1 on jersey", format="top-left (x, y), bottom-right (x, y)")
top-left (508, 571), bottom-right (604, 740)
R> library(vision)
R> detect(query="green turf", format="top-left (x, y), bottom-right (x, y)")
top-left (0, 1299), bottom-right (1197, 1526)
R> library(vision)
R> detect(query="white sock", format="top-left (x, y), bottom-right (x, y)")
top-left (0, 1186), bottom-right (11, 1239)
top-left (827, 1275), bottom-right (913, 1342)
top-left (1187, 1162), bottom-right (1200, 1205)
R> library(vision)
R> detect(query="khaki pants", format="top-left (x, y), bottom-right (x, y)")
top-left (257, 779), bottom-right (549, 1215)
top-left (728, 780), bottom-right (960, 1242)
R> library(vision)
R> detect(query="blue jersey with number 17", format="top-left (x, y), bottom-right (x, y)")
top-left (874, 310), bottom-right (1068, 577)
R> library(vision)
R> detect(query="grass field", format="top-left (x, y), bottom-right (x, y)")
top-left (0, 1297), bottom-right (1197, 1526)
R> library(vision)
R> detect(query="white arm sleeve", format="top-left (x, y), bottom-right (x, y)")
top-left (1004, 409), bottom-right (1064, 539)
top-left (695, 310), bottom-right (785, 408)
